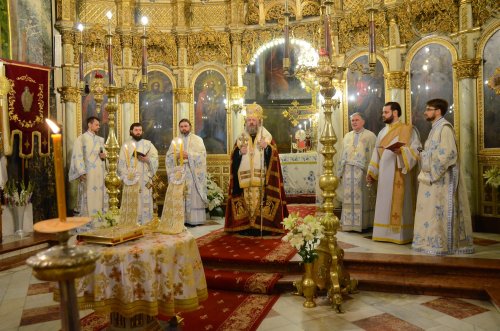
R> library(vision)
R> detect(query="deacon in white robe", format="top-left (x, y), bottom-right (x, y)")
top-left (165, 119), bottom-right (208, 226)
top-left (338, 113), bottom-right (377, 232)
top-left (412, 99), bottom-right (474, 255)
top-left (68, 116), bottom-right (107, 216)
top-left (118, 123), bottom-right (159, 225)
top-left (367, 102), bottom-right (421, 244)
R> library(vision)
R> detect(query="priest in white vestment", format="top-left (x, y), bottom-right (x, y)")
top-left (412, 99), bottom-right (474, 255)
top-left (165, 119), bottom-right (208, 227)
top-left (338, 113), bottom-right (377, 232)
top-left (118, 123), bottom-right (159, 225)
top-left (367, 102), bottom-right (421, 244)
top-left (69, 116), bottom-right (107, 216)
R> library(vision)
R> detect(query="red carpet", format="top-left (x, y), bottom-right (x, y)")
top-left (287, 204), bottom-right (317, 218)
top-left (197, 229), bottom-right (297, 264)
top-left (204, 268), bottom-right (281, 294)
top-left (159, 290), bottom-right (279, 331)
top-left (81, 312), bottom-right (109, 331)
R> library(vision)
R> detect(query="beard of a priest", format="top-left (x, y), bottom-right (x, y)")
top-left (224, 103), bottom-right (288, 236)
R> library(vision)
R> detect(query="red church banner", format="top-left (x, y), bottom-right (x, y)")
top-left (2, 59), bottom-right (51, 158)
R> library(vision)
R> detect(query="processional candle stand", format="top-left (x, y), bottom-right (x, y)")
top-left (27, 119), bottom-right (100, 331)
top-left (311, 0), bottom-right (357, 312)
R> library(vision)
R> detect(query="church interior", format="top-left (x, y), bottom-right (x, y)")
top-left (0, 0), bottom-right (499, 330)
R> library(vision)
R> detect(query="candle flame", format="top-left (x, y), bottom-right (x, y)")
top-left (106, 11), bottom-right (113, 20)
top-left (141, 16), bottom-right (149, 26)
top-left (77, 23), bottom-right (84, 32)
top-left (46, 119), bottom-right (61, 134)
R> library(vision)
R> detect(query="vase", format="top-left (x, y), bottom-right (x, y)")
top-left (302, 262), bottom-right (316, 308)
top-left (11, 205), bottom-right (27, 238)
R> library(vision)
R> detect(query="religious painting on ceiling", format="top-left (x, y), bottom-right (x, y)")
top-left (8, 0), bottom-right (52, 66)
top-left (244, 44), bottom-right (311, 104)
top-left (193, 70), bottom-right (227, 155)
top-left (139, 71), bottom-right (173, 155)
top-left (482, 29), bottom-right (500, 149)
top-left (81, 70), bottom-right (109, 139)
top-left (0, 0), bottom-right (10, 58)
top-left (410, 43), bottom-right (454, 144)
top-left (346, 55), bottom-right (386, 136)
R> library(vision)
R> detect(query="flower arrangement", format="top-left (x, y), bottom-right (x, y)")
top-left (206, 174), bottom-right (224, 211)
top-left (483, 166), bottom-right (500, 189)
top-left (3, 180), bottom-right (34, 207)
top-left (91, 210), bottom-right (118, 229)
top-left (282, 213), bottom-right (324, 263)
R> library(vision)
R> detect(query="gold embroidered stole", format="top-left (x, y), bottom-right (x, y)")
top-left (379, 123), bottom-right (412, 230)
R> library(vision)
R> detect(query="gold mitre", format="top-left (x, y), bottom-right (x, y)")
top-left (245, 103), bottom-right (264, 120)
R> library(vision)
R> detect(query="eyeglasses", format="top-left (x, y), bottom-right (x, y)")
top-left (424, 107), bottom-right (438, 112)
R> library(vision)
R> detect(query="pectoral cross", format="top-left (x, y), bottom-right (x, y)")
top-left (145, 174), bottom-right (166, 230)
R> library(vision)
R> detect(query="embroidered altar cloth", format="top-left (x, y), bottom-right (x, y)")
top-left (76, 231), bottom-right (207, 317)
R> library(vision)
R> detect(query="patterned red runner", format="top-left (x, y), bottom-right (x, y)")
top-left (197, 229), bottom-right (297, 264)
top-left (159, 290), bottom-right (279, 331)
top-left (204, 268), bottom-right (281, 294)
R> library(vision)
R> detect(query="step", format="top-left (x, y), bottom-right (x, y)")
top-left (0, 232), bottom-right (58, 271)
top-left (344, 252), bottom-right (500, 278)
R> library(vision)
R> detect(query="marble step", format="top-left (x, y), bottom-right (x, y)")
top-left (0, 233), bottom-right (57, 271)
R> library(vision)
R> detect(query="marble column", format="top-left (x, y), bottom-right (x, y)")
top-left (453, 59), bottom-right (481, 214)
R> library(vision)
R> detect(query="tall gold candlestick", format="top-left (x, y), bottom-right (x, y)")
top-left (46, 119), bottom-right (66, 222)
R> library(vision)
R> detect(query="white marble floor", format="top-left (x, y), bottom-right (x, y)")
top-left (1, 216), bottom-right (499, 331)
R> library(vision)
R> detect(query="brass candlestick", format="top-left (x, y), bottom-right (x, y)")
top-left (26, 218), bottom-right (100, 331)
top-left (313, 54), bottom-right (357, 312)
top-left (104, 86), bottom-right (122, 215)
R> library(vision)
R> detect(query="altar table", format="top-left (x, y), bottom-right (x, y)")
top-left (76, 231), bottom-right (207, 318)
top-left (279, 152), bottom-right (318, 195)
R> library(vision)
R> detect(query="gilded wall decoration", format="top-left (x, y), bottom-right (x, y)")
top-left (192, 3), bottom-right (227, 27)
top-left (291, 22), bottom-right (320, 48)
top-left (453, 58), bottom-right (481, 79)
top-left (77, 25), bottom-right (121, 67)
top-left (241, 28), bottom-right (281, 65)
top-left (135, 3), bottom-right (174, 28)
top-left (472, 0), bottom-right (498, 27)
top-left (407, 0), bottom-right (458, 36)
top-left (265, 3), bottom-right (296, 23)
top-left (301, 1), bottom-right (321, 18)
top-left (245, 0), bottom-right (260, 25)
top-left (132, 28), bottom-right (178, 67)
top-left (187, 27), bottom-right (230, 65)
top-left (338, 7), bottom-right (388, 54)
top-left (80, 0), bottom-right (116, 27)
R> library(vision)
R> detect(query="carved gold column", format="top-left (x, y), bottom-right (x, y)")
top-left (104, 86), bottom-right (122, 215)
top-left (313, 54), bottom-right (355, 313)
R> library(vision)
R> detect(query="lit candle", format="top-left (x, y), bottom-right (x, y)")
top-left (304, 121), bottom-right (307, 130)
top-left (178, 138), bottom-right (183, 166)
top-left (46, 119), bottom-right (67, 222)
top-left (309, 118), bottom-right (312, 129)
top-left (106, 10), bottom-right (114, 86)
top-left (172, 140), bottom-right (177, 166)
